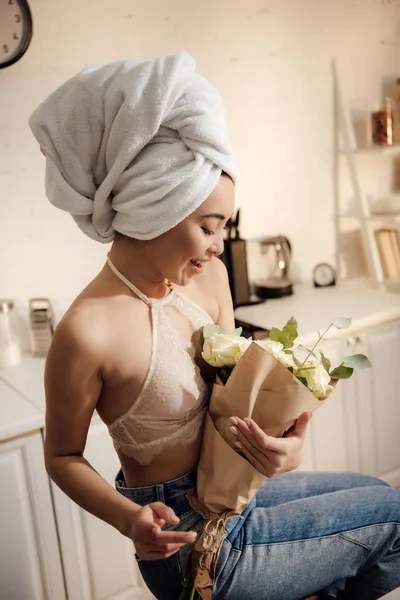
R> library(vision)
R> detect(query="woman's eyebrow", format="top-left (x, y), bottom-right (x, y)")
top-left (200, 213), bottom-right (227, 220)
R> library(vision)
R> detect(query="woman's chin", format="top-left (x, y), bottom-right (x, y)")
top-left (168, 266), bottom-right (195, 287)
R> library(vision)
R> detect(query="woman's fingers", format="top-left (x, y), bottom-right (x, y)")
top-left (229, 415), bottom-right (305, 476)
top-left (234, 440), bottom-right (266, 474)
top-left (230, 416), bottom-right (306, 454)
top-left (136, 544), bottom-right (186, 560)
top-left (288, 411), bottom-right (312, 439)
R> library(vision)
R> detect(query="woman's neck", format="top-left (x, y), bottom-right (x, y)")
top-left (107, 238), bottom-right (170, 300)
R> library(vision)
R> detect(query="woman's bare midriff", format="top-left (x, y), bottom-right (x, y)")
top-left (116, 437), bottom-right (203, 487)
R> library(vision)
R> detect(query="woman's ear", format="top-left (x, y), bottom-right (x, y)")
top-left (40, 146), bottom-right (46, 157)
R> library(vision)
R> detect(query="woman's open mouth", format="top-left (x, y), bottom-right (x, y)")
top-left (190, 259), bottom-right (206, 273)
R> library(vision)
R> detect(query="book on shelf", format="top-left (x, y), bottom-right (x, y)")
top-left (374, 228), bottom-right (400, 279)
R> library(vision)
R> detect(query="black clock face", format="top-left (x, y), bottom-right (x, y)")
top-left (0, 0), bottom-right (32, 69)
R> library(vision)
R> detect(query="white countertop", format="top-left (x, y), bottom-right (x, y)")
top-left (0, 355), bottom-right (47, 413)
top-left (235, 280), bottom-right (400, 345)
top-left (0, 378), bottom-right (43, 443)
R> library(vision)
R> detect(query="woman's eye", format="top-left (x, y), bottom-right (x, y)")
top-left (201, 227), bottom-right (214, 236)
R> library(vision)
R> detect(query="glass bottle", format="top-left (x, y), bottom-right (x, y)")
top-left (0, 300), bottom-right (22, 368)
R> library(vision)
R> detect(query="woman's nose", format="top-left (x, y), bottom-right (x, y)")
top-left (210, 234), bottom-right (224, 256)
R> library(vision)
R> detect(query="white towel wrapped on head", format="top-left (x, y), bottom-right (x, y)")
top-left (29, 50), bottom-right (237, 243)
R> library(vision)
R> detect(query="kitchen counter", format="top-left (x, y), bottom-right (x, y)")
top-left (0, 356), bottom-right (46, 442)
top-left (0, 378), bottom-right (43, 442)
top-left (235, 279), bottom-right (400, 345)
top-left (0, 355), bottom-right (46, 413)
top-left (1, 279), bottom-right (400, 442)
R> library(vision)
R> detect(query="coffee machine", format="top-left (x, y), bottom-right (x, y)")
top-left (220, 209), bottom-right (251, 308)
top-left (253, 235), bottom-right (293, 299)
top-left (220, 210), bottom-right (269, 339)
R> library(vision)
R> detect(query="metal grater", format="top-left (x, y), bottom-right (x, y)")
top-left (29, 298), bottom-right (54, 356)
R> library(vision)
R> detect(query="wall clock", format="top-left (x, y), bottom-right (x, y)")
top-left (0, 0), bottom-right (32, 69)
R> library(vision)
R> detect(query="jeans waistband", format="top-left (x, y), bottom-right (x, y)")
top-left (115, 468), bottom-right (197, 507)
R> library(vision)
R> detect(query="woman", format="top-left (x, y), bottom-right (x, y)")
top-left (30, 51), bottom-right (400, 600)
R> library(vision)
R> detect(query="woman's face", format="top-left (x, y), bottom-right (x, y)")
top-left (150, 174), bottom-right (235, 286)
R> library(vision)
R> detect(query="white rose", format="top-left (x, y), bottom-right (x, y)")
top-left (299, 360), bottom-right (332, 399)
top-left (256, 339), bottom-right (295, 368)
top-left (202, 334), bottom-right (252, 367)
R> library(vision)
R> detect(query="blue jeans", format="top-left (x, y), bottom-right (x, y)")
top-left (115, 469), bottom-right (400, 600)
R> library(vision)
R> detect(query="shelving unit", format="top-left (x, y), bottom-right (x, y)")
top-left (333, 61), bottom-right (400, 290)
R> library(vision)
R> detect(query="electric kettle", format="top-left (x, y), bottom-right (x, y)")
top-left (253, 235), bottom-right (293, 299)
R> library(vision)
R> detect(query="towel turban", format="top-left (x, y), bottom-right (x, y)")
top-left (29, 50), bottom-right (237, 242)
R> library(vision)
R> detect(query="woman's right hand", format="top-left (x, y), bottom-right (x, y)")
top-left (131, 502), bottom-right (197, 561)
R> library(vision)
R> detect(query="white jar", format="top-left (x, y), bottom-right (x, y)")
top-left (0, 300), bottom-right (22, 369)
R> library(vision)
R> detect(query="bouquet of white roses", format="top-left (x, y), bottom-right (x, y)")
top-left (181, 317), bottom-right (370, 600)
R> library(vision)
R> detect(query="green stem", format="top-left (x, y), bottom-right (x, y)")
top-left (300, 324), bottom-right (333, 368)
top-left (295, 365), bottom-right (316, 373)
top-left (189, 586), bottom-right (197, 600)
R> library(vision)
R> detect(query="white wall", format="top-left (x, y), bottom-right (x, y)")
top-left (1, 0), bottom-right (400, 308)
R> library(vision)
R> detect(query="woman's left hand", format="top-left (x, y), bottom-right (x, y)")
top-left (229, 412), bottom-right (312, 478)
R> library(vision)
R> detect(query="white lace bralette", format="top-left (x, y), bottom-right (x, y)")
top-left (106, 256), bottom-right (212, 465)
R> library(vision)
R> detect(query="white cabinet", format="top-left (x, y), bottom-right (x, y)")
top-left (51, 418), bottom-right (154, 600)
top-left (301, 320), bottom-right (400, 488)
top-left (0, 431), bottom-right (65, 600)
top-left (355, 320), bottom-right (400, 485)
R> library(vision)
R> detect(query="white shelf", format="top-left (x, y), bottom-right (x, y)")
top-left (339, 143), bottom-right (400, 155)
top-left (339, 213), bottom-right (400, 222)
top-left (368, 213), bottom-right (400, 222)
top-left (333, 61), bottom-right (400, 288)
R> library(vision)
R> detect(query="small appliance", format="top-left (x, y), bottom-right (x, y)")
top-left (253, 235), bottom-right (293, 299)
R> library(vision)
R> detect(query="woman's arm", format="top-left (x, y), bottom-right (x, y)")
top-left (44, 314), bottom-right (196, 559)
top-left (44, 315), bottom-right (139, 533)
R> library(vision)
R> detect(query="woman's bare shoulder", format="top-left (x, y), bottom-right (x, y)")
top-left (50, 278), bottom-right (150, 377)
top-left (48, 299), bottom-right (112, 375)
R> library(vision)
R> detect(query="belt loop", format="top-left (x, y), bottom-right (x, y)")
top-left (156, 484), bottom-right (165, 504)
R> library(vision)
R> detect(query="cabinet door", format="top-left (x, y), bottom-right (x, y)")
top-left (354, 320), bottom-right (400, 487)
top-left (0, 432), bottom-right (66, 600)
top-left (52, 418), bottom-right (154, 600)
top-left (300, 339), bottom-right (361, 474)
top-left (300, 320), bottom-right (400, 488)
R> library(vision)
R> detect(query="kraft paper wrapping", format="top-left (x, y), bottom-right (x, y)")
top-left (187, 342), bottom-right (336, 600)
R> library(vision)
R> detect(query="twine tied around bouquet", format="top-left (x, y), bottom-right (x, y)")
top-left (198, 514), bottom-right (228, 557)
top-left (186, 500), bottom-right (238, 600)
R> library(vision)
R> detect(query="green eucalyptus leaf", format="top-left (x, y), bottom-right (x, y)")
top-left (297, 344), bottom-right (317, 357)
top-left (329, 364), bottom-right (354, 379)
top-left (284, 349), bottom-right (303, 368)
top-left (331, 317), bottom-right (352, 330)
top-left (320, 350), bottom-right (331, 373)
top-left (269, 327), bottom-right (285, 345)
top-left (343, 354), bottom-right (371, 369)
top-left (269, 317), bottom-right (298, 349)
top-left (230, 327), bottom-right (243, 337)
top-left (203, 324), bottom-right (224, 339)
top-left (292, 354), bottom-right (303, 368)
top-left (296, 375), bottom-right (308, 386)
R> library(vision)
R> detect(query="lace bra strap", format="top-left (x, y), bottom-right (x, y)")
top-left (106, 255), bottom-right (152, 307)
